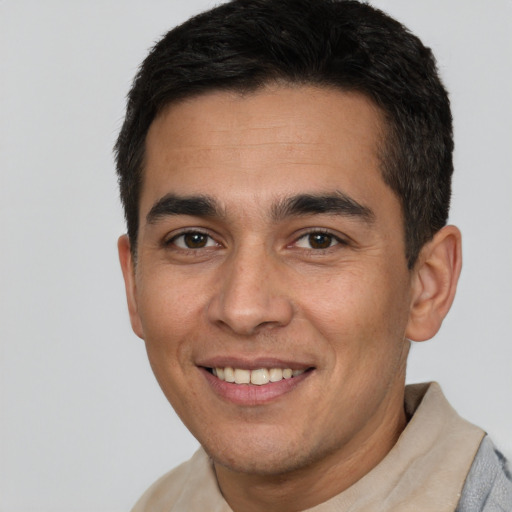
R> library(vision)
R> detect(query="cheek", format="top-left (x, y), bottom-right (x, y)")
top-left (135, 276), bottom-right (205, 415)
top-left (138, 263), bottom-right (207, 325)
top-left (300, 266), bottom-right (410, 357)
top-left (136, 270), bottom-right (206, 364)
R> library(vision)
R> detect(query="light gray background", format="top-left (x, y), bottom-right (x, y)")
top-left (1, 1), bottom-right (511, 511)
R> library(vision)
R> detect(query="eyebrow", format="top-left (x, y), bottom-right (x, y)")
top-left (145, 191), bottom-right (374, 225)
top-left (271, 192), bottom-right (375, 223)
top-left (146, 194), bottom-right (223, 224)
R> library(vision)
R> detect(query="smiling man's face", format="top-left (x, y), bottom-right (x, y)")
top-left (119, 86), bottom-right (417, 481)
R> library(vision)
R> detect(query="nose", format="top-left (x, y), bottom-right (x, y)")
top-left (207, 245), bottom-right (294, 336)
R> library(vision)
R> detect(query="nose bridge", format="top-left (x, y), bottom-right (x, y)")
top-left (207, 239), bottom-right (293, 335)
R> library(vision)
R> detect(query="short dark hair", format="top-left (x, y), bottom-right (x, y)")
top-left (115, 0), bottom-right (453, 268)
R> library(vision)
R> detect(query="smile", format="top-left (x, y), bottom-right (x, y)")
top-left (201, 363), bottom-right (314, 405)
top-left (210, 367), bottom-right (306, 385)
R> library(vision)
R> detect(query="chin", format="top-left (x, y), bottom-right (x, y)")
top-left (212, 451), bottom-right (306, 477)
top-left (202, 432), bottom-right (326, 477)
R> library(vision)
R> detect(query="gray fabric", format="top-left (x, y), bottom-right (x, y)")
top-left (456, 436), bottom-right (512, 511)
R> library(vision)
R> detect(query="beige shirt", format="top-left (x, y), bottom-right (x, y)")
top-left (132, 382), bottom-right (485, 512)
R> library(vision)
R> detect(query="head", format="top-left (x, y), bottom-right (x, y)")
top-left (115, 0), bottom-right (453, 269)
top-left (115, 0), bottom-right (461, 504)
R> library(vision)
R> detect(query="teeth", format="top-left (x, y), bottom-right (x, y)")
top-left (234, 368), bottom-right (251, 384)
top-left (224, 367), bottom-right (235, 383)
top-left (250, 368), bottom-right (269, 385)
top-left (211, 366), bottom-right (306, 385)
top-left (269, 368), bottom-right (283, 382)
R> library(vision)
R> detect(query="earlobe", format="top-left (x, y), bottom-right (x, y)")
top-left (405, 225), bottom-right (462, 342)
top-left (118, 235), bottom-right (145, 340)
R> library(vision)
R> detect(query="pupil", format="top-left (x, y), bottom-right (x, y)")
top-left (309, 233), bottom-right (332, 249)
top-left (185, 233), bottom-right (207, 248)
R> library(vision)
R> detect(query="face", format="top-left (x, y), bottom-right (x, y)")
top-left (120, 86), bottom-right (416, 477)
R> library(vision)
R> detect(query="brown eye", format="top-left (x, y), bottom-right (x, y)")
top-left (185, 233), bottom-right (207, 248)
top-left (295, 231), bottom-right (340, 250)
top-left (308, 233), bottom-right (334, 249)
top-left (171, 231), bottom-right (216, 249)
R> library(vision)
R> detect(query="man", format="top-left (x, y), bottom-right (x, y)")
top-left (115, 0), bottom-right (511, 510)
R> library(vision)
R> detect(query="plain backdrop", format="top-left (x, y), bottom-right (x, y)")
top-left (1, 1), bottom-right (511, 511)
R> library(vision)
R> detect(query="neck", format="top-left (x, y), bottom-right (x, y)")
top-left (214, 392), bottom-right (407, 512)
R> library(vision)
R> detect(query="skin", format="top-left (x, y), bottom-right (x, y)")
top-left (119, 85), bottom-right (462, 512)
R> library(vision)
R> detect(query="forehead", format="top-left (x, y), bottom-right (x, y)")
top-left (141, 86), bottom-right (394, 221)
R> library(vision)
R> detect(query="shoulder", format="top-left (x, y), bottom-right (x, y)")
top-left (457, 436), bottom-right (512, 511)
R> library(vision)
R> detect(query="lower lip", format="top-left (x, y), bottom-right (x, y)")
top-left (200, 367), bottom-right (312, 405)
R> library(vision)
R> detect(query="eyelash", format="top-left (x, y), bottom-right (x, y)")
top-left (293, 230), bottom-right (347, 252)
top-left (165, 230), bottom-right (218, 250)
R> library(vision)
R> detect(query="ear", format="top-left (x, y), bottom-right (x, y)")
top-left (405, 225), bottom-right (462, 342)
top-left (118, 235), bottom-right (145, 339)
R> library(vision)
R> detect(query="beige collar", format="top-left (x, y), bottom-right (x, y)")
top-left (305, 382), bottom-right (485, 511)
top-left (133, 383), bottom-right (484, 512)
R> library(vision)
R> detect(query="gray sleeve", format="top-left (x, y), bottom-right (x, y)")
top-left (456, 436), bottom-right (512, 512)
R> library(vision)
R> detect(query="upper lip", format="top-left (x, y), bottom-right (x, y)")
top-left (196, 356), bottom-right (314, 371)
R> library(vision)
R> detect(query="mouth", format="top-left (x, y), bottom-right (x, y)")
top-left (197, 356), bottom-right (315, 404)
top-left (206, 366), bottom-right (308, 385)
top-left (199, 362), bottom-right (314, 405)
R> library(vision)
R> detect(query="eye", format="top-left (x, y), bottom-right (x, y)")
top-left (295, 232), bottom-right (341, 250)
top-left (169, 231), bottom-right (218, 249)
